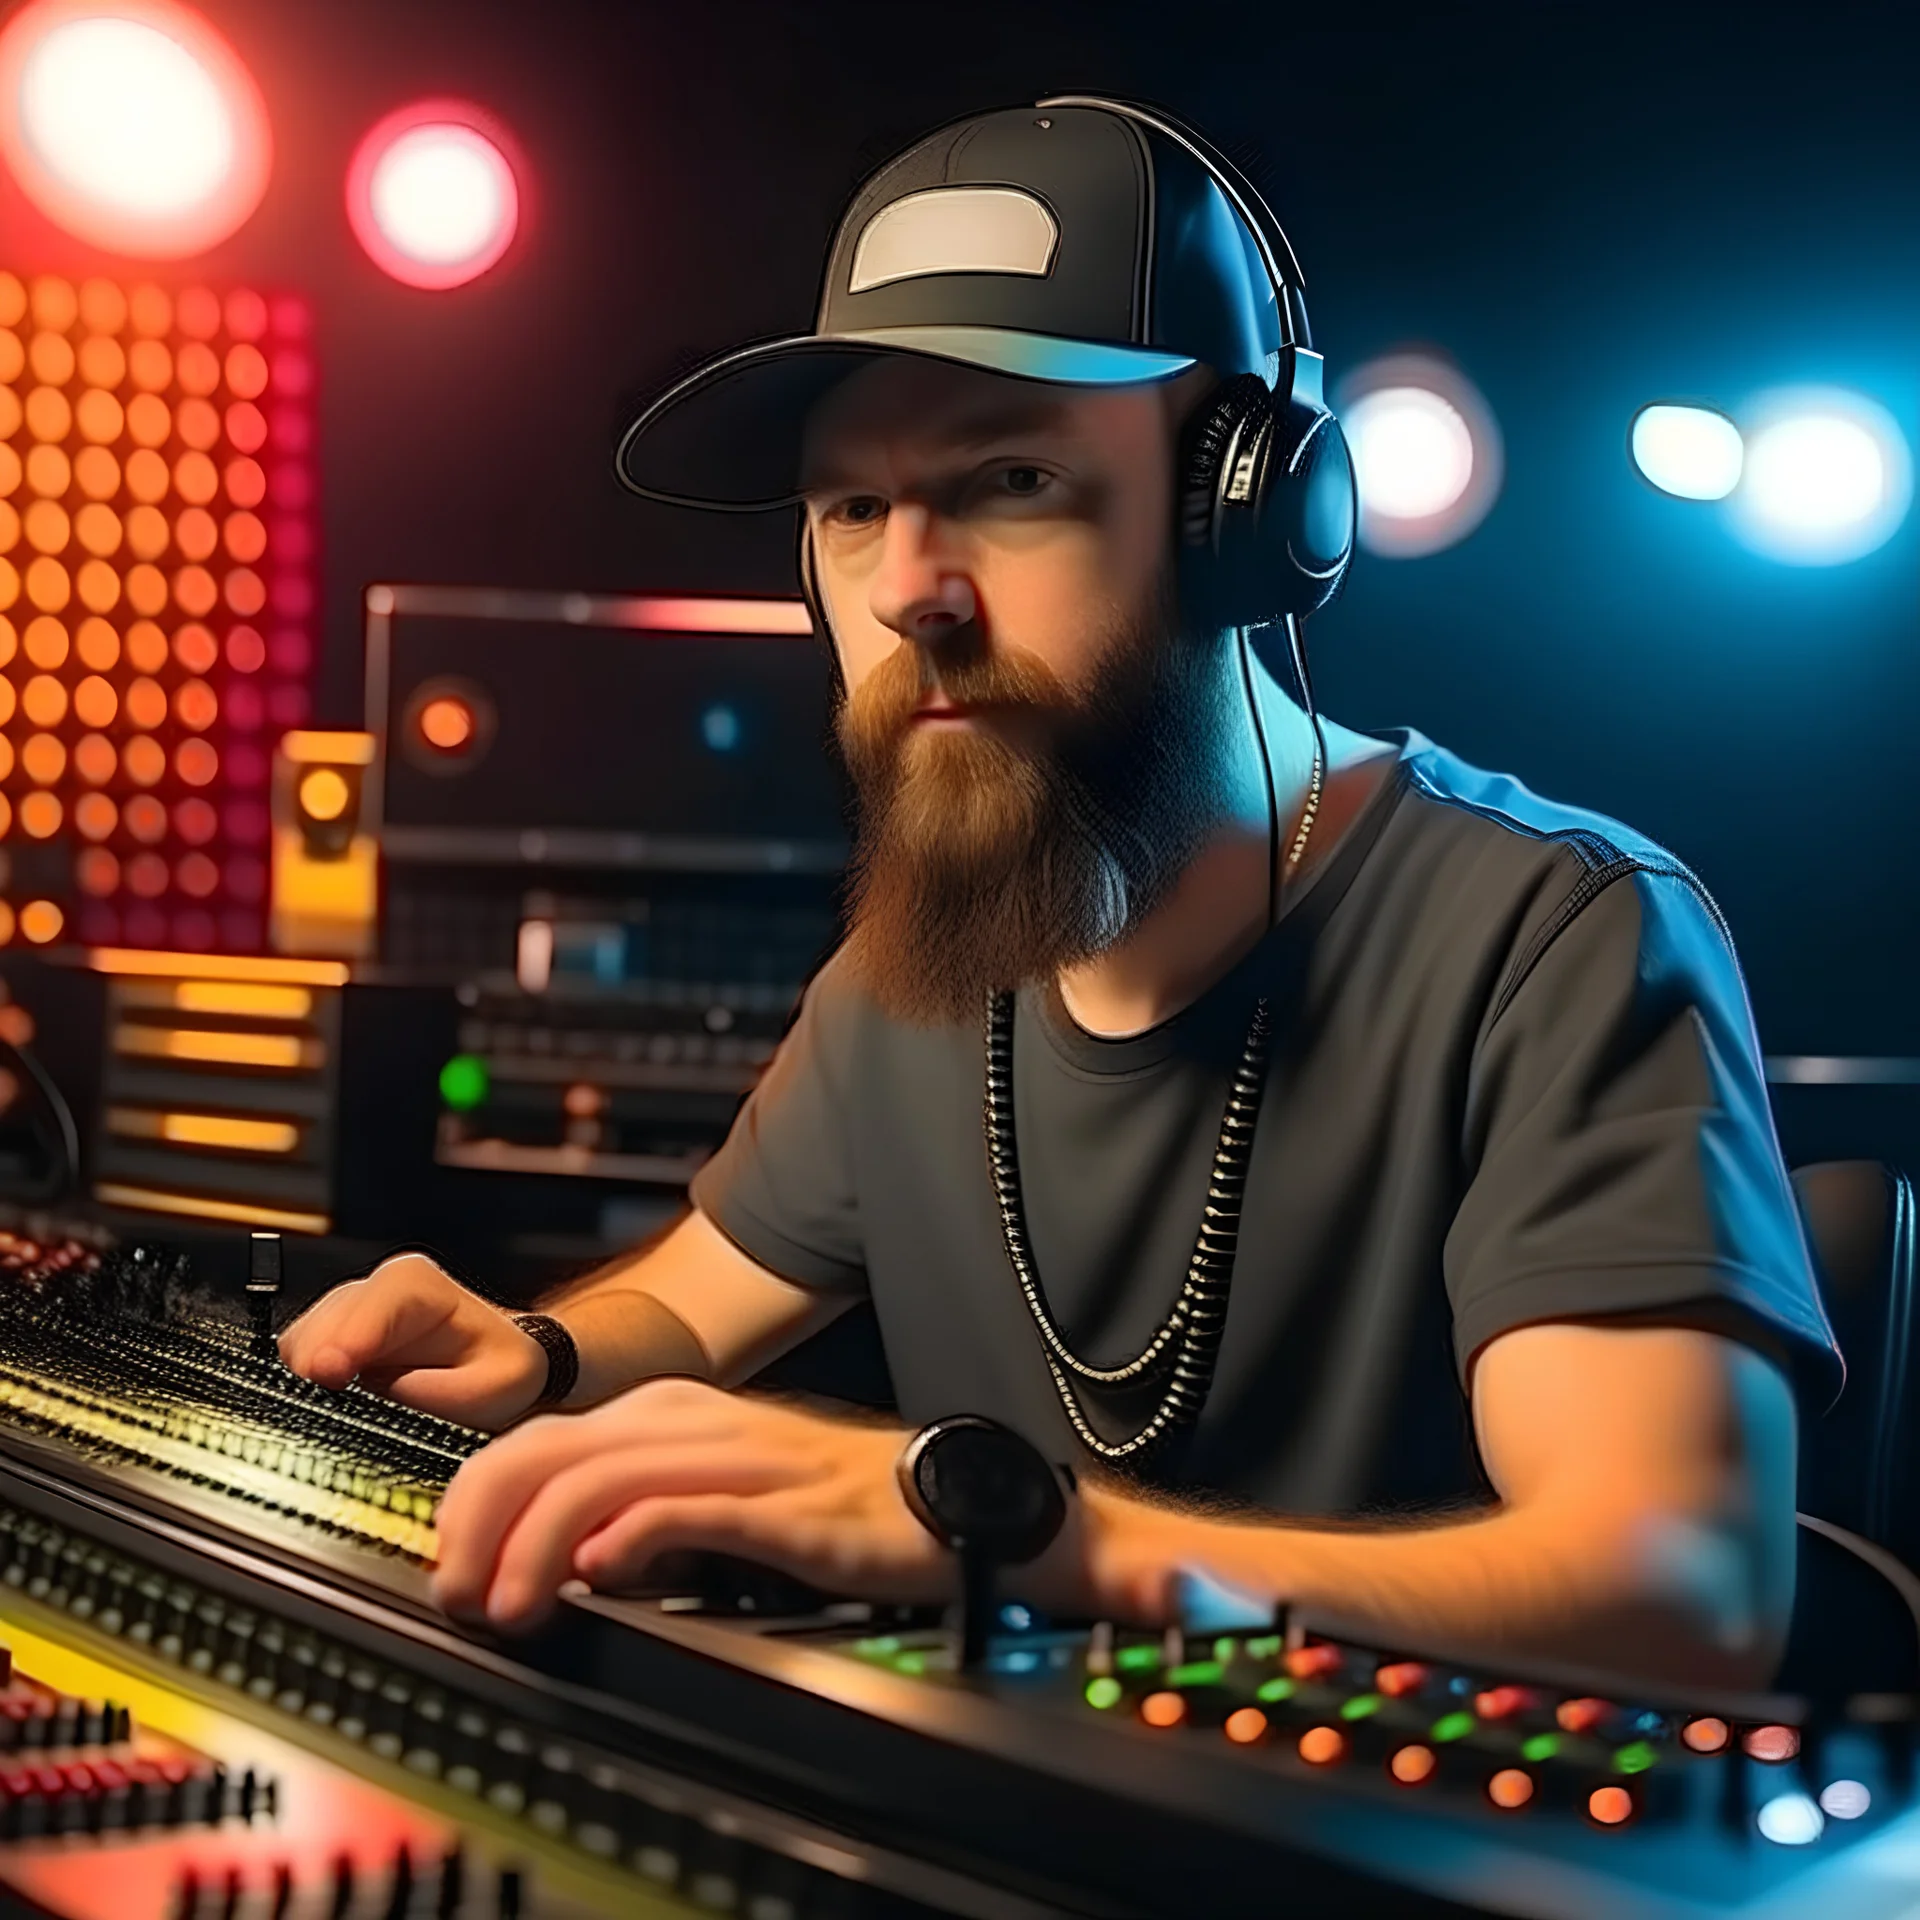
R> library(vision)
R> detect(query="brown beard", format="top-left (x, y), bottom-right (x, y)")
top-left (834, 584), bottom-right (1236, 1027)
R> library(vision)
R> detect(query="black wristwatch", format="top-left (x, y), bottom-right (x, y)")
top-left (512, 1312), bottom-right (581, 1409)
top-left (897, 1417), bottom-right (1074, 1668)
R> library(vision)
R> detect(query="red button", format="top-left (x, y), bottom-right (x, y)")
top-left (1375, 1661), bottom-right (1430, 1698)
top-left (1557, 1697), bottom-right (1612, 1735)
top-left (1284, 1643), bottom-right (1344, 1681)
top-left (1474, 1686), bottom-right (1536, 1721)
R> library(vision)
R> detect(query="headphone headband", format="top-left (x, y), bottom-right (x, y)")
top-left (1034, 93), bottom-right (1308, 351)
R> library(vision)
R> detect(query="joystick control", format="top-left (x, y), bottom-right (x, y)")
top-left (896, 1417), bottom-right (1071, 1670)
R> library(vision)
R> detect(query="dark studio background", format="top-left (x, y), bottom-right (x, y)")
top-left (4, 0), bottom-right (1913, 1122)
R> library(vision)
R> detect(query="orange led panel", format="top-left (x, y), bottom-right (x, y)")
top-left (0, 272), bottom-right (317, 955)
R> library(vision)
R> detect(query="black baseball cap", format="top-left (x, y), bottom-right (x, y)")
top-left (615, 98), bottom-right (1298, 512)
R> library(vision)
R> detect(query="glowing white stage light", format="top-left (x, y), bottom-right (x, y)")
top-left (1755, 1792), bottom-right (1824, 1846)
top-left (0, 0), bottom-right (270, 256)
top-left (1336, 353), bottom-right (1503, 558)
top-left (348, 101), bottom-right (520, 290)
top-left (1630, 404), bottom-right (1744, 500)
top-left (1730, 387), bottom-right (1911, 565)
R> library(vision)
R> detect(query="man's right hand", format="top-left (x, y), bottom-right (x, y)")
top-left (278, 1251), bottom-right (549, 1431)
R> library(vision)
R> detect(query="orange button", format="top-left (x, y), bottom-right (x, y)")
top-left (1742, 1725), bottom-right (1800, 1764)
top-left (1682, 1717), bottom-right (1730, 1755)
top-left (1139, 1692), bottom-right (1186, 1729)
top-left (1389, 1745), bottom-right (1436, 1785)
top-left (1284, 1643), bottom-right (1343, 1682)
top-left (1587, 1785), bottom-right (1633, 1826)
top-left (1556, 1697), bottom-right (1612, 1735)
top-left (1488, 1768), bottom-right (1535, 1810)
top-left (1223, 1708), bottom-right (1268, 1746)
top-left (1474, 1685), bottom-right (1537, 1721)
top-left (1375, 1662), bottom-right (1429, 1698)
top-left (1297, 1725), bottom-right (1347, 1766)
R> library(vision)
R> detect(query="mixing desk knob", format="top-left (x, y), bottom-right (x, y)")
top-left (486, 1725), bottom-right (535, 1815)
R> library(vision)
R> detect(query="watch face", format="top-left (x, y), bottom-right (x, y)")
top-left (912, 1421), bottom-right (1067, 1563)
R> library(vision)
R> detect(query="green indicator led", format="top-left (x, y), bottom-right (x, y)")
top-left (1340, 1692), bottom-right (1384, 1722)
top-left (1430, 1712), bottom-right (1477, 1744)
top-left (1167, 1661), bottom-right (1225, 1689)
top-left (1611, 1741), bottom-right (1658, 1775)
top-left (1521, 1733), bottom-right (1562, 1763)
top-left (1115, 1645), bottom-right (1161, 1672)
top-left (853, 1636), bottom-right (901, 1658)
top-left (1245, 1635), bottom-right (1283, 1659)
top-left (1255, 1676), bottom-right (1297, 1704)
top-left (895, 1652), bottom-right (928, 1676)
top-left (438, 1053), bottom-right (489, 1112)
top-left (1085, 1676), bottom-right (1124, 1710)
top-left (1212, 1636), bottom-right (1239, 1663)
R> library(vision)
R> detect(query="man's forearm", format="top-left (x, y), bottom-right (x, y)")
top-left (1064, 1488), bottom-right (1784, 1691)
top-left (540, 1286), bottom-right (714, 1407)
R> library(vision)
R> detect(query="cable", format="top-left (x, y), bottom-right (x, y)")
top-left (1236, 624), bottom-right (1281, 935)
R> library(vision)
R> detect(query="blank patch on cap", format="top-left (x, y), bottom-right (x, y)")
top-left (848, 187), bottom-right (1059, 292)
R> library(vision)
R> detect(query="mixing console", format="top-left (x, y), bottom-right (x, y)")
top-left (1, 1216), bottom-right (1919, 1917)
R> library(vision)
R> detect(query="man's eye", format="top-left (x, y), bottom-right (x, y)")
top-left (1000, 465), bottom-right (1048, 496)
top-left (832, 497), bottom-right (886, 526)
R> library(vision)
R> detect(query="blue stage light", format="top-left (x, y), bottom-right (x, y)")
top-left (1630, 404), bottom-right (1743, 500)
top-left (1756, 1792), bottom-right (1824, 1845)
top-left (1729, 387), bottom-right (1912, 565)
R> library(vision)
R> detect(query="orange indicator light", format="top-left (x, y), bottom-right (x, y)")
top-left (115, 1026), bottom-right (314, 1070)
top-left (1587, 1785), bottom-right (1634, 1826)
top-left (1296, 1726), bottom-right (1347, 1766)
top-left (420, 695), bottom-right (475, 750)
top-left (1682, 1717), bottom-right (1730, 1755)
top-left (1389, 1745), bottom-right (1437, 1785)
top-left (1222, 1708), bottom-right (1268, 1746)
top-left (1488, 1769), bottom-right (1536, 1810)
top-left (1474, 1686), bottom-right (1534, 1721)
top-left (1556, 1697), bottom-right (1611, 1735)
top-left (298, 768), bottom-right (351, 822)
top-left (1284, 1643), bottom-right (1343, 1682)
top-left (1139, 1692), bottom-right (1187, 1730)
top-left (1374, 1662), bottom-right (1429, 1698)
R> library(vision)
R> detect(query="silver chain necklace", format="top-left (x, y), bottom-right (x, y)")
top-left (984, 737), bottom-right (1325, 1461)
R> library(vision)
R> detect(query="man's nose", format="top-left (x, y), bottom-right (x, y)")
top-left (867, 504), bottom-right (976, 647)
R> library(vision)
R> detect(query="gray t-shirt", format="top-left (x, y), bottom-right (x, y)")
top-left (692, 729), bottom-right (1838, 1512)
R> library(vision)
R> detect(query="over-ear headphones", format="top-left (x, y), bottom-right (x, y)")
top-left (1035, 95), bottom-right (1355, 641)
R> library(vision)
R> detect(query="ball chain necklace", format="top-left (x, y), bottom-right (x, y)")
top-left (984, 734), bottom-right (1325, 1462)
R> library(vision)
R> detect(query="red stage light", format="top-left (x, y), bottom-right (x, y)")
top-left (0, 0), bottom-right (270, 257)
top-left (347, 100), bottom-right (521, 290)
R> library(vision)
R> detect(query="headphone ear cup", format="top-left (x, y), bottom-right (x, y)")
top-left (1176, 374), bottom-right (1272, 624)
top-left (1179, 370), bottom-right (1355, 628)
top-left (1277, 412), bottom-right (1356, 619)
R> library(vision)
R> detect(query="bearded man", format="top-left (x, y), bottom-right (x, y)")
top-left (283, 99), bottom-right (1834, 1688)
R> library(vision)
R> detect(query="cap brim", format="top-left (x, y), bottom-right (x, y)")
top-left (614, 326), bottom-right (1197, 512)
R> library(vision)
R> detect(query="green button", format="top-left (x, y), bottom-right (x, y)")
top-left (1521, 1733), bottom-right (1561, 1763)
top-left (1611, 1741), bottom-right (1658, 1775)
top-left (1167, 1661), bottom-right (1225, 1689)
top-left (895, 1652), bottom-right (928, 1676)
top-left (438, 1053), bottom-right (489, 1112)
top-left (1084, 1676), bottom-right (1123, 1710)
top-left (1115, 1645), bottom-right (1160, 1672)
top-left (1340, 1693), bottom-right (1383, 1722)
top-left (1255, 1676), bottom-right (1297, 1704)
top-left (1212, 1637), bottom-right (1239, 1663)
top-left (853, 1636), bottom-right (901, 1658)
top-left (1245, 1635), bottom-right (1283, 1660)
top-left (1430, 1711), bottom-right (1477, 1744)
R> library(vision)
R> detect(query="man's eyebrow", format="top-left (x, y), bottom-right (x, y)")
top-left (801, 396), bottom-right (1079, 492)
